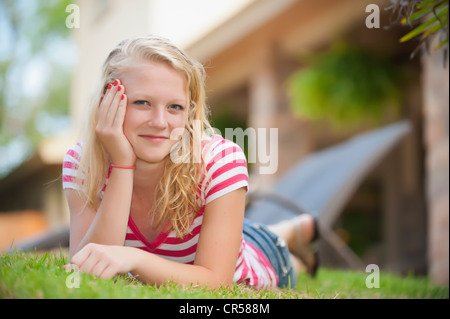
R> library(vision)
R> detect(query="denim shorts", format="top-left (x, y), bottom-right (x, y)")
top-left (242, 218), bottom-right (296, 289)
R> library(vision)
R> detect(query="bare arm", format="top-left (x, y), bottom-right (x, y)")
top-left (67, 80), bottom-right (136, 257)
top-left (70, 187), bottom-right (246, 289)
top-left (66, 167), bottom-right (134, 257)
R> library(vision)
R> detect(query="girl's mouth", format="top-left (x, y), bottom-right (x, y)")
top-left (139, 135), bottom-right (169, 143)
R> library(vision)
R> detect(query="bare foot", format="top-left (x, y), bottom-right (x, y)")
top-left (290, 215), bottom-right (318, 276)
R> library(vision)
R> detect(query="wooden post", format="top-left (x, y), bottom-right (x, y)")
top-left (422, 43), bottom-right (449, 285)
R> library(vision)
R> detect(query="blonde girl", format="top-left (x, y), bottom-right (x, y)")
top-left (63, 35), bottom-right (318, 289)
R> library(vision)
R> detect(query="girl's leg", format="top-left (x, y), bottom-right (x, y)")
top-left (268, 214), bottom-right (317, 275)
top-left (267, 214), bottom-right (316, 248)
top-left (289, 253), bottom-right (303, 274)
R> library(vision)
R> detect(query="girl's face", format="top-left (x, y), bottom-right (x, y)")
top-left (121, 62), bottom-right (188, 165)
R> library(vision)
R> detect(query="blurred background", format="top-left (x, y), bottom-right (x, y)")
top-left (0, 0), bottom-right (448, 285)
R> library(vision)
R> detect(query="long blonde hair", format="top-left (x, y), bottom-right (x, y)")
top-left (77, 35), bottom-right (211, 237)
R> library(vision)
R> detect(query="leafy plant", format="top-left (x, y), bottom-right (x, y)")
top-left (287, 43), bottom-right (402, 126)
top-left (386, 0), bottom-right (449, 60)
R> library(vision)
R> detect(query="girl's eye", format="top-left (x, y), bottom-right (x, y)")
top-left (134, 100), bottom-right (149, 106)
top-left (169, 104), bottom-right (184, 111)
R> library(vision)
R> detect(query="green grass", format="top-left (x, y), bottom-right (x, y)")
top-left (1, 250), bottom-right (448, 299)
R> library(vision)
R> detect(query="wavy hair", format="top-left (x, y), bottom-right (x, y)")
top-left (77, 35), bottom-right (212, 238)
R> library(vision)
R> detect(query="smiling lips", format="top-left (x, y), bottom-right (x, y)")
top-left (139, 135), bottom-right (169, 143)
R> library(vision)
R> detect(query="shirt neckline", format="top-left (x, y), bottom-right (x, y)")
top-left (127, 215), bottom-right (170, 251)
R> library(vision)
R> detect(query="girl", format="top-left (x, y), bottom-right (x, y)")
top-left (63, 35), bottom-right (318, 290)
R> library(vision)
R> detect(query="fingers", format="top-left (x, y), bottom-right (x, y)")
top-left (70, 243), bottom-right (120, 279)
top-left (95, 79), bottom-right (135, 165)
top-left (71, 243), bottom-right (92, 267)
top-left (98, 79), bottom-right (126, 128)
top-left (91, 259), bottom-right (111, 279)
top-left (112, 91), bottom-right (127, 129)
top-left (105, 83), bottom-right (125, 127)
top-left (71, 243), bottom-right (95, 273)
top-left (98, 265), bottom-right (118, 279)
top-left (71, 243), bottom-right (105, 277)
top-left (98, 80), bottom-right (117, 124)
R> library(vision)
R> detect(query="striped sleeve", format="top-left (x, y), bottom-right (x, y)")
top-left (62, 143), bottom-right (83, 190)
top-left (202, 135), bottom-right (249, 204)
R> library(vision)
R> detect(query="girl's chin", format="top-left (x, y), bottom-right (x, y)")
top-left (135, 154), bottom-right (170, 166)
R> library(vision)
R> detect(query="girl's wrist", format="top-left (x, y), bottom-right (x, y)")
top-left (128, 247), bottom-right (145, 274)
top-left (111, 164), bottom-right (136, 169)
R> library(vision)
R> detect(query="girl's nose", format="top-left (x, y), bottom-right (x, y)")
top-left (148, 106), bottom-right (167, 128)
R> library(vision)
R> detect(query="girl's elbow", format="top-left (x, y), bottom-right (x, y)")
top-left (206, 272), bottom-right (234, 289)
top-left (186, 268), bottom-right (233, 289)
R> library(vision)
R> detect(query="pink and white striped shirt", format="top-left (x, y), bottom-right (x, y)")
top-left (62, 135), bottom-right (278, 289)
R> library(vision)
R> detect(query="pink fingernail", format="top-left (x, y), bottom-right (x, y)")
top-left (118, 86), bottom-right (122, 92)
top-left (107, 84), bottom-right (112, 90)
top-left (114, 80), bottom-right (119, 86)
top-left (121, 94), bottom-right (125, 100)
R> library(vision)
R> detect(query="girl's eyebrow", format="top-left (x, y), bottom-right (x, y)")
top-left (128, 93), bottom-right (186, 104)
top-left (171, 98), bottom-right (187, 105)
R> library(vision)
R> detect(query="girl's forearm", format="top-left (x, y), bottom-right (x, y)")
top-left (76, 168), bottom-right (134, 253)
top-left (131, 248), bottom-right (231, 289)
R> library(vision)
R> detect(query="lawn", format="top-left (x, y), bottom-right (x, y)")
top-left (0, 250), bottom-right (448, 299)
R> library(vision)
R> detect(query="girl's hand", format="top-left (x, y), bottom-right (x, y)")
top-left (96, 79), bottom-right (136, 166)
top-left (69, 243), bottom-right (140, 279)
